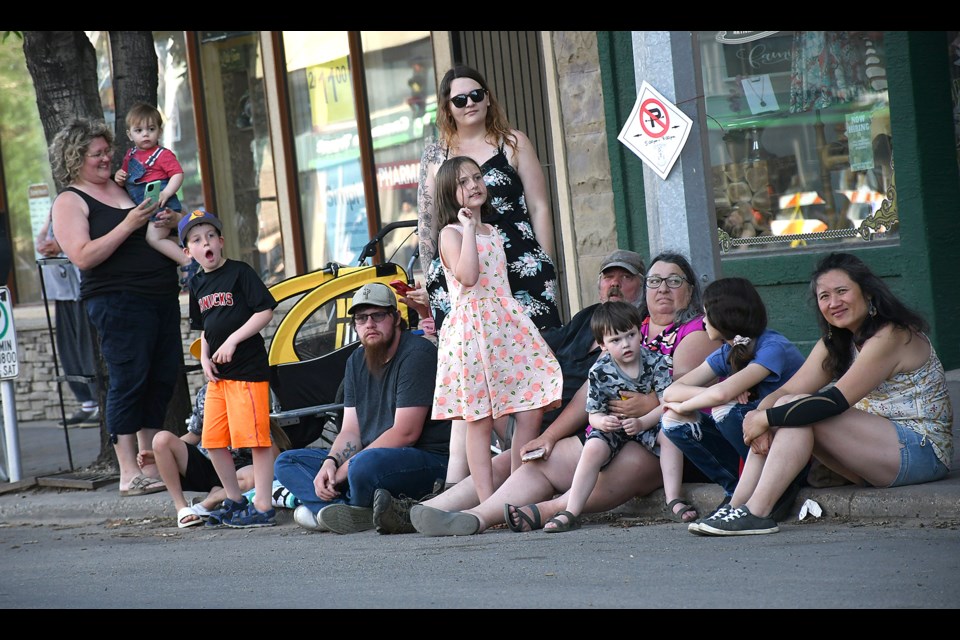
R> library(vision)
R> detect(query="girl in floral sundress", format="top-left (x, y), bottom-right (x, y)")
top-left (431, 156), bottom-right (562, 502)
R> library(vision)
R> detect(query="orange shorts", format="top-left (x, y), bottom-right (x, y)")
top-left (200, 379), bottom-right (271, 450)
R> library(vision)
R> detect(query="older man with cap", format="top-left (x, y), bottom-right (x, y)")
top-left (274, 282), bottom-right (450, 533)
top-left (373, 248), bottom-right (659, 534)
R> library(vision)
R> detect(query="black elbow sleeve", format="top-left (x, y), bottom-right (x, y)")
top-left (765, 386), bottom-right (850, 427)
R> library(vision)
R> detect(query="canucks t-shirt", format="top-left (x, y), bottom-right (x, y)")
top-left (188, 259), bottom-right (277, 382)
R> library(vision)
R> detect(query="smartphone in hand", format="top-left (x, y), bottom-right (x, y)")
top-left (390, 279), bottom-right (413, 296)
top-left (521, 447), bottom-right (545, 462)
top-left (144, 180), bottom-right (163, 220)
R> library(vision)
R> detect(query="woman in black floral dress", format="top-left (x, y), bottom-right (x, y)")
top-left (417, 65), bottom-right (561, 333)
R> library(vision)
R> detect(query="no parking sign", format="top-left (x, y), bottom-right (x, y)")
top-left (617, 81), bottom-right (692, 180)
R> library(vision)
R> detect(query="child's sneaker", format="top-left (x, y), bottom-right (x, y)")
top-left (223, 502), bottom-right (276, 528)
top-left (205, 496), bottom-right (248, 528)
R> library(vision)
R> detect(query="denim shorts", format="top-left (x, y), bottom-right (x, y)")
top-left (889, 420), bottom-right (950, 488)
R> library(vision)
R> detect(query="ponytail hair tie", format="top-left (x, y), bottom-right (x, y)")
top-left (733, 335), bottom-right (751, 347)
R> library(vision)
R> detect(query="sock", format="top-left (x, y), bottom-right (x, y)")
top-left (244, 481), bottom-right (299, 509)
top-left (271, 479), bottom-right (299, 509)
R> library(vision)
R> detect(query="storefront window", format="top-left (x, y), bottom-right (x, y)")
top-left (360, 31), bottom-right (437, 276)
top-left (283, 31), bottom-right (363, 272)
top-left (198, 32), bottom-right (283, 284)
top-left (283, 31), bottom-right (437, 276)
top-left (155, 31), bottom-right (202, 215)
top-left (698, 31), bottom-right (898, 253)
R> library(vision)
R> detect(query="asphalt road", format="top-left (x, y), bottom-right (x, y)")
top-left (1, 511), bottom-right (957, 609)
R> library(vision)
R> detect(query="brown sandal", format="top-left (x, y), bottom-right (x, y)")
top-left (666, 498), bottom-right (698, 523)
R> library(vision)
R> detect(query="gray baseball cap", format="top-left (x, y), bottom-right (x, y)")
top-left (348, 282), bottom-right (398, 314)
top-left (599, 249), bottom-right (645, 276)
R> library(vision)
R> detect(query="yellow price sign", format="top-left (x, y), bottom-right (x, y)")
top-left (307, 56), bottom-right (355, 128)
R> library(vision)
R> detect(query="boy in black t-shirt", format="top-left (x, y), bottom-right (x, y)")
top-left (179, 209), bottom-right (279, 528)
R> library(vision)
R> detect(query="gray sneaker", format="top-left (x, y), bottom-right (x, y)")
top-left (373, 489), bottom-right (418, 535)
top-left (697, 505), bottom-right (779, 536)
top-left (688, 502), bottom-right (734, 535)
top-left (293, 505), bottom-right (329, 532)
top-left (317, 504), bottom-right (374, 534)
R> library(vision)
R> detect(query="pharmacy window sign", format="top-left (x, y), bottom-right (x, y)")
top-left (617, 81), bottom-right (692, 180)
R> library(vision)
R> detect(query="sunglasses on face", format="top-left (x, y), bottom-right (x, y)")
top-left (449, 88), bottom-right (486, 109)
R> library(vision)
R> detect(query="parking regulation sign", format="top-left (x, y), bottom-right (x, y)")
top-left (617, 81), bottom-right (692, 180)
top-left (0, 286), bottom-right (19, 379)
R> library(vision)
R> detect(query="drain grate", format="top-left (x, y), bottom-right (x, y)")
top-left (36, 471), bottom-right (118, 490)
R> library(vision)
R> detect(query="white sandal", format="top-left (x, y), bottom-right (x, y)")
top-left (177, 506), bottom-right (204, 529)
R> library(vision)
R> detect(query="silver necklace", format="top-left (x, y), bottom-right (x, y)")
top-left (746, 76), bottom-right (767, 107)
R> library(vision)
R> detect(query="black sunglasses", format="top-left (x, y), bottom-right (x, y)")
top-left (449, 88), bottom-right (486, 109)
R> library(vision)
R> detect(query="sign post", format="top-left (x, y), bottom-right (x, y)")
top-left (0, 286), bottom-right (21, 482)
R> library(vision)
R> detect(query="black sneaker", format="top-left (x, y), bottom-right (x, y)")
top-left (373, 488), bottom-right (417, 535)
top-left (698, 505), bottom-right (779, 536)
top-left (688, 499), bottom-right (734, 536)
top-left (63, 407), bottom-right (98, 426)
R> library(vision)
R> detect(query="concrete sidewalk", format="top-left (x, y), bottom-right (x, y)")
top-left (1, 372), bottom-right (959, 526)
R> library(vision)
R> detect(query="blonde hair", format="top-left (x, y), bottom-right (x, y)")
top-left (49, 117), bottom-right (114, 186)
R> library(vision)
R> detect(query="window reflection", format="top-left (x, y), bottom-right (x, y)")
top-left (199, 32), bottom-right (283, 284)
top-left (284, 31), bottom-right (436, 274)
top-left (700, 31), bottom-right (897, 252)
top-left (361, 31), bottom-right (437, 276)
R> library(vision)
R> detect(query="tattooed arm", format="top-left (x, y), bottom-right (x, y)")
top-left (417, 141), bottom-right (445, 275)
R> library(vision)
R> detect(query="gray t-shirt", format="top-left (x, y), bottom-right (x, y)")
top-left (343, 331), bottom-right (451, 455)
top-left (586, 350), bottom-right (673, 415)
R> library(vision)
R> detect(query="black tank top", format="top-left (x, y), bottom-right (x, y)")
top-left (67, 187), bottom-right (179, 300)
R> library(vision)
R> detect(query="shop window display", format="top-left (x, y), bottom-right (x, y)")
top-left (699, 31), bottom-right (898, 253)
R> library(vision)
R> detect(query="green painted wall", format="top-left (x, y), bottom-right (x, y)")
top-left (598, 31), bottom-right (646, 254)
top-left (600, 31), bottom-right (960, 367)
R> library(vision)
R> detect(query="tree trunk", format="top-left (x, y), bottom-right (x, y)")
top-left (22, 31), bottom-right (103, 189)
top-left (23, 30), bottom-right (189, 466)
top-left (108, 31), bottom-right (159, 169)
top-left (108, 32), bottom-right (192, 437)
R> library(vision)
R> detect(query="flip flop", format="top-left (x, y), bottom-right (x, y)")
top-left (177, 506), bottom-right (204, 529)
top-left (504, 503), bottom-right (541, 533)
top-left (119, 475), bottom-right (167, 497)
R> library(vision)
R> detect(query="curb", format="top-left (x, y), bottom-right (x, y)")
top-left (616, 473), bottom-right (960, 522)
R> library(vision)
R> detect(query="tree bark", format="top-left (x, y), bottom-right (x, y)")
top-left (22, 31), bottom-right (103, 189)
top-left (108, 31), bottom-right (159, 170)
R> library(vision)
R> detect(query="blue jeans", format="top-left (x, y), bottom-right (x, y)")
top-left (661, 401), bottom-right (759, 496)
top-left (274, 447), bottom-right (447, 514)
top-left (86, 293), bottom-right (181, 440)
